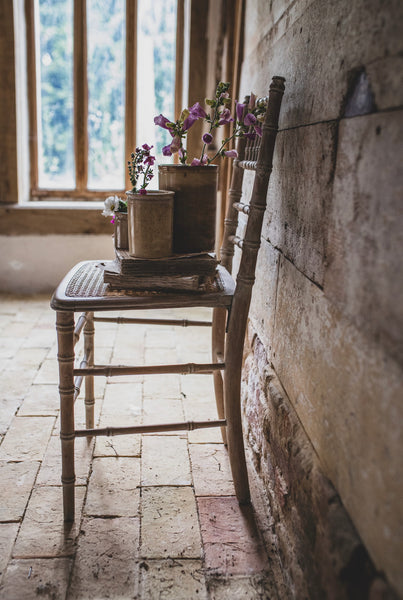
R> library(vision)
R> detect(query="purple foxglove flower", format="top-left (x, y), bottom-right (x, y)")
top-left (170, 136), bottom-right (181, 153)
top-left (154, 114), bottom-right (172, 129)
top-left (189, 102), bottom-right (207, 119)
top-left (244, 113), bottom-right (257, 126)
top-left (139, 189), bottom-right (147, 195)
top-left (254, 125), bottom-right (262, 137)
top-left (162, 144), bottom-right (173, 156)
top-left (183, 114), bottom-right (199, 131)
top-left (236, 102), bottom-right (246, 121)
top-left (191, 158), bottom-right (201, 166)
top-left (202, 132), bottom-right (213, 144)
top-left (218, 108), bottom-right (233, 126)
top-left (224, 149), bottom-right (238, 158)
top-left (200, 154), bottom-right (208, 165)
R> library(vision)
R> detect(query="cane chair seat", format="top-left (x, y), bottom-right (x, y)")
top-left (51, 75), bottom-right (285, 521)
top-left (52, 260), bottom-right (235, 312)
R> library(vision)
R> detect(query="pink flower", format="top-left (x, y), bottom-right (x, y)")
top-left (189, 102), bottom-right (207, 119)
top-left (170, 136), bottom-right (181, 153)
top-left (154, 114), bottom-right (172, 130)
top-left (236, 102), bottom-right (246, 121)
top-left (144, 155), bottom-right (155, 166)
top-left (244, 113), bottom-right (257, 126)
top-left (183, 114), bottom-right (199, 131)
top-left (139, 189), bottom-right (147, 195)
top-left (224, 149), bottom-right (238, 158)
top-left (190, 154), bottom-right (208, 166)
top-left (218, 108), bottom-right (233, 125)
top-left (142, 143), bottom-right (153, 151)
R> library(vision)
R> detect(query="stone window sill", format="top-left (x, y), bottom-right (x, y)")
top-left (0, 201), bottom-right (112, 235)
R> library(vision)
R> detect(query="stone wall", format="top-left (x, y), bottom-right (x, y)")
top-left (236, 0), bottom-right (403, 597)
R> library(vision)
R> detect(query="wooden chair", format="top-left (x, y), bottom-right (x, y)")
top-left (51, 75), bottom-right (285, 521)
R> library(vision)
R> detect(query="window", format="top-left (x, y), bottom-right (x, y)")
top-left (26, 0), bottom-right (182, 198)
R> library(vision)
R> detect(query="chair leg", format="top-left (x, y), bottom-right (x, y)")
top-left (224, 329), bottom-right (251, 505)
top-left (84, 311), bottom-right (95, 430)
top-left (212, 307), bottom-right (227, 444)
top-left (56, 311), bottom-right (76, 522)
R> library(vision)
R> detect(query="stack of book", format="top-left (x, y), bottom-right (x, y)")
top-left (100, 250), bottom-right (219, 292)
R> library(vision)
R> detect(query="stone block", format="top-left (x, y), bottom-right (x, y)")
top-left (0, 558), bottom-right (72, 600)
top-left (0, 397), bottom-right (21, 436)
top-left (241, 0), bottom-right (403, 128)
top-left (0, 461), bottom-right (40, 521)
top-left (17, 384), bottom-right (59, 416)
top-left (325, 111), bottom-right (403, 363)
top-left (13, 486), bottom-right (85, 557)
top-left (189, 444), bottom-right (234, 497)
top-left (141, 486), bottom-right (202, 559)
top-left (272, 255), bottom-right (403, 595)
top-left (142, 395), bottom-right (184, 431)
top-left (207, 574), bottom-right (278, 600)
top-left (36, 434), bottom-right (94, 486)
top-left (0, 523), bottom-right (19, 579)
top-left (249, 239), bottom-right (280, 352)
top-left (68, 517), bottom-right (139, 599)
top-left (198, 496), bottom-right (269, 575)
top-left (140, 558), bottom-right (207, 600)
top-left (85, 457), bottom-right (140, 517)
top-left (263, 122), bottom-right (336, 287)
top-left (141, 435), bottom-right (191, 486)
top-left (0, 416), bottom-right (55, 462)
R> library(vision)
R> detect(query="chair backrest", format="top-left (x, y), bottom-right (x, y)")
top-left (221, 76), bottom-right (285, 334)
top-left (221, 76), bottom-right (285, 277)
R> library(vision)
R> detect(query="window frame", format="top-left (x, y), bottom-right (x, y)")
top-left (25, 0), bottom-right (184, 200)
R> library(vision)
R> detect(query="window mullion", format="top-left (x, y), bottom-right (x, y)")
top-left (74, 0), bottom-right (88, 193)
top-left (26, 0), bottom-right (39, 194)
top-left (125, 0), bottom-right (137, 191)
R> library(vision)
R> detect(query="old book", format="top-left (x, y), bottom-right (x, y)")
top-left (99, 261), bottom-right (205, 291)
top-left (115, 249), bottom-right (218, 277)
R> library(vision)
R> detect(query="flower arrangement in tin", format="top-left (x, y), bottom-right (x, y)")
top-left (154, 82), bottom-right (266, 165)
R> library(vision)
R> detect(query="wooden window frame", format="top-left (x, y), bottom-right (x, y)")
top-left (25, 0), bottom-right (184, 201)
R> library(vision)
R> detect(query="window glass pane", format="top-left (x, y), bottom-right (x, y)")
top-left (137, 0), bottom-right (177, 170)
top-left (36, 0), bottom-right (74, 189)
top-left (87, 0), bottom-right (126, 190)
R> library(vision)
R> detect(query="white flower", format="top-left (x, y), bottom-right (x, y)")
top-left (102, 195), bottom-right (120, 217)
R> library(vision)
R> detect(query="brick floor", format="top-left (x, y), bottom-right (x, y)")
top-left (0, 294), bottom-right (279, 599)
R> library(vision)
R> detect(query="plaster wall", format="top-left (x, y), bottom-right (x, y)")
top-left (0, 236), bottom-right (114, 294)
top-left (237, 0), bottom-right (403, 596)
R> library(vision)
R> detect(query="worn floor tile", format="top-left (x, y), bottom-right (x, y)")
top-left (0, 398), bottom-right (22, 436)
top-left (142, 395), bottom-right (184, 428)
top-left (143, 374), bottom-right (181, 399)
top-left (36, 435), bottom-right (94, 486)
top-left (206, 574), bottom-right (278, 599)
top-left (85, 457), bottom-right (140, 517)
top-left (198, 496), bottom-right (269, 575)
top-left (0, 558), bottom-right (72, 600)
top-left (0, 523), bottom-right (19, 580)
top-left (13, 486), bottom-right (85, 558)
top-left (190, 444), bottom-right (235, 496)
top-left (33, 358), bottom-right (59, 385)
top-left (0, 416), bottom-right (55, 462)
top-left (68, 517), bottom-right (139, 599)
top-left (0, 370), bottom-right (38, 401)
top-left (0, 462), bottom-right (40, 521)
top-left (140, 558), bottom-right (208, 600)
top-left (141, 487), bottom-right (202, 559)
top-left (145, 328), bottom-right (176, 349)
top-left (17, 385), bottom-right (59, 416)
top-left (141, 435), bottom-right (191, 486)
